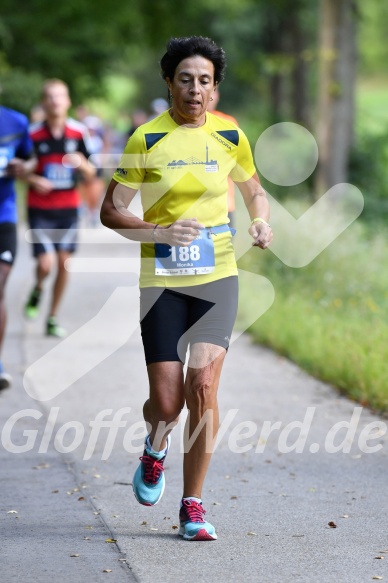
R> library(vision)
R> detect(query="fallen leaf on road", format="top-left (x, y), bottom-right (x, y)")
top-left (7, 510), bottom-right (18, 514)
top-left (105, 538), bottom-right (117, 543)
top-left (341, 515), bottom-right (350, 518)
top-left (93, 474), bottom-right (101, 478)
top-left (172, 525), bottom-right (178, 530)
top-left (83, 537), bottom-right (91, 540)
top-left (213, 502), bottom-right (221, 505)
top-left (328, 521), bottom-right (337, 528)
top-left (372, 577), bottom-right (383, 580)
top-left (150, 528), bottom-right (158, 531)
top-left (375, 557), bottom-right (385, 560)
top-left (292, 535), bottom-right (304, 538)
top-left (103, 569), bottom-right (112, 573)
top-left (70, 554), bottom-right (80, 557)
top-left (78, 497), bottom-right (85, 501)
top-left (85, 525), bottom-right (93, 530)
top-left (140, 521), bottom-right (147, 526)
top-left (247, 532), bottom-right (257, 536)
top-left (52, 490), bottom-right (59, 494)
top-left (230, 496), bottom-right (238, 500)
top-left (32, 463), bottom-right (50, 470)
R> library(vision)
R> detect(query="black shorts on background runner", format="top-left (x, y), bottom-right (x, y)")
top-left (27, 208), bottom-right (79, 257)
top-left (140, 276), bottom-right (238, 365)
top-left (0, 223), bottom-right (17, 265)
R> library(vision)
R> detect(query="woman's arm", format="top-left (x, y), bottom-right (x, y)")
top-left (234, 172), bottom-right (273, 249)
top-left (100, 179), bottom-right (203, 244)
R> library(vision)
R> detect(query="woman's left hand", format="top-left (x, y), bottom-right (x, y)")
top-left (248, 222), bottom-right (273, 249)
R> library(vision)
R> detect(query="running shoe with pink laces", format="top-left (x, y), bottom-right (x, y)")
top-left (178, 498), bottom-right (217, 541)
top-left (132, 435), bottom-right (170, 506)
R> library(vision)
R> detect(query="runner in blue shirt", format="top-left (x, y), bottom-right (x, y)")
top-left (0, 105), bottom-right (36, 389)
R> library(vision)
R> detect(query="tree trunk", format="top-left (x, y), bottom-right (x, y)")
top-left (263, 10), bottom-right (290, 122)
top-left (315, 0), bottom-right (357, 194)
top-left (289, 6), bottom-right (310, 127)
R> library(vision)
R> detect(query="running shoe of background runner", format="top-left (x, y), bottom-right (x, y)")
top-left (132, 435), bottom-right (171, 506)
top-left (179, 498), bottom-right (217, 541)
top-left (46, 316), bottom-right (66, 338)
top-left (24, 287), bottom-right (41, 319)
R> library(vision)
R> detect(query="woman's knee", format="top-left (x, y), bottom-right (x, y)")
top-left (146, 396), bottom-right (184, 424)
top-left (185, 377), bottom-right (217, 408)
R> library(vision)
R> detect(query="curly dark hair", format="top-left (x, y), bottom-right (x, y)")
top-left (160, 36), bottom-right (226, 85)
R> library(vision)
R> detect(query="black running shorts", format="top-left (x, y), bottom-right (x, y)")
top-left (140, 276), bottom-right (238, 365)
top-left (0, 222), bottom-right (17, 265)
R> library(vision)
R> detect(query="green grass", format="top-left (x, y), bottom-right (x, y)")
top-left (237, 201), bottom-right (388, 413)
top-left (356, 77), bottom-right (388, 135)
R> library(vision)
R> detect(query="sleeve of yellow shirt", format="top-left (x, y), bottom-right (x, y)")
top-left (229, 129), bottom-right (256, 183)
top-left (112, 128), bottom-right (146, 190)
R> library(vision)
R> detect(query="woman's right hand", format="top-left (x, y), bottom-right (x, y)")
top-left (155, 218), bottom-right (205, 246)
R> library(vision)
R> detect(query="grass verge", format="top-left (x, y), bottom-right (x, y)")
top-left (237, 204), bottom-right (388, 413)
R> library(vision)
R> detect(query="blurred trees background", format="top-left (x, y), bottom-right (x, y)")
top-left (1, 0), bottom-right (388, 208)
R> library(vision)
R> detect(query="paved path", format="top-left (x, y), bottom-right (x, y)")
top-left (1, 225), bottom-right (388, 583)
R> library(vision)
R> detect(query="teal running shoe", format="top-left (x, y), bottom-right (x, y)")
top-left (132, 435), bottom-right (170, 506)
top-left (179, 499), bottom-right (217, 541)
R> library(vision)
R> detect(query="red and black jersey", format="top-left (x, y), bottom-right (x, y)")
top-left (28, 118), bottom-right (91, 210)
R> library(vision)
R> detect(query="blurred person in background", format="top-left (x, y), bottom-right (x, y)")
top-left (127, 109), bottom-right (148, 139)
top-left (78, 114), bottom-right (106, 227)
top-left (25, 79), bottom-right (95, 337)
top-left (148, 97), bottom-right (169, 120)
top-left (0, 101), bottom-right (36, 388)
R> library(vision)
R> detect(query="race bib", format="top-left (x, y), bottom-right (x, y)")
top-left (0, 146), bottom-right (15, 178)
top-left (155, 229), bottom-right (215, 276)
top-left (43, 163), bottom-right (74, 189)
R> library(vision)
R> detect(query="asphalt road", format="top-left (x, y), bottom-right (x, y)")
top-left (1, 223), bottom-right (387, 583)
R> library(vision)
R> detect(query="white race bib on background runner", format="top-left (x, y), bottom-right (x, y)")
top-left (43, 163), bottom-right (74, 189)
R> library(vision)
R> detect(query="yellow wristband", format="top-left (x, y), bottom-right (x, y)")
top-left (251, 217), bottom-right (270, 227)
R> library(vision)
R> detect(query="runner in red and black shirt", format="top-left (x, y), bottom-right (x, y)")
top-left (25, 79), bottom-right (95, 337)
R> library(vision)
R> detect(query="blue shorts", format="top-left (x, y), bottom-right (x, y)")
top-left (28, 208), bottom-right (79, 257)
top-left (140, 276), bottom-right (238, 365)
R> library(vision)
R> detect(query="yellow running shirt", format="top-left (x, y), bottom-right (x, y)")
top-left (113, 110), bottom-right (256, 288)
